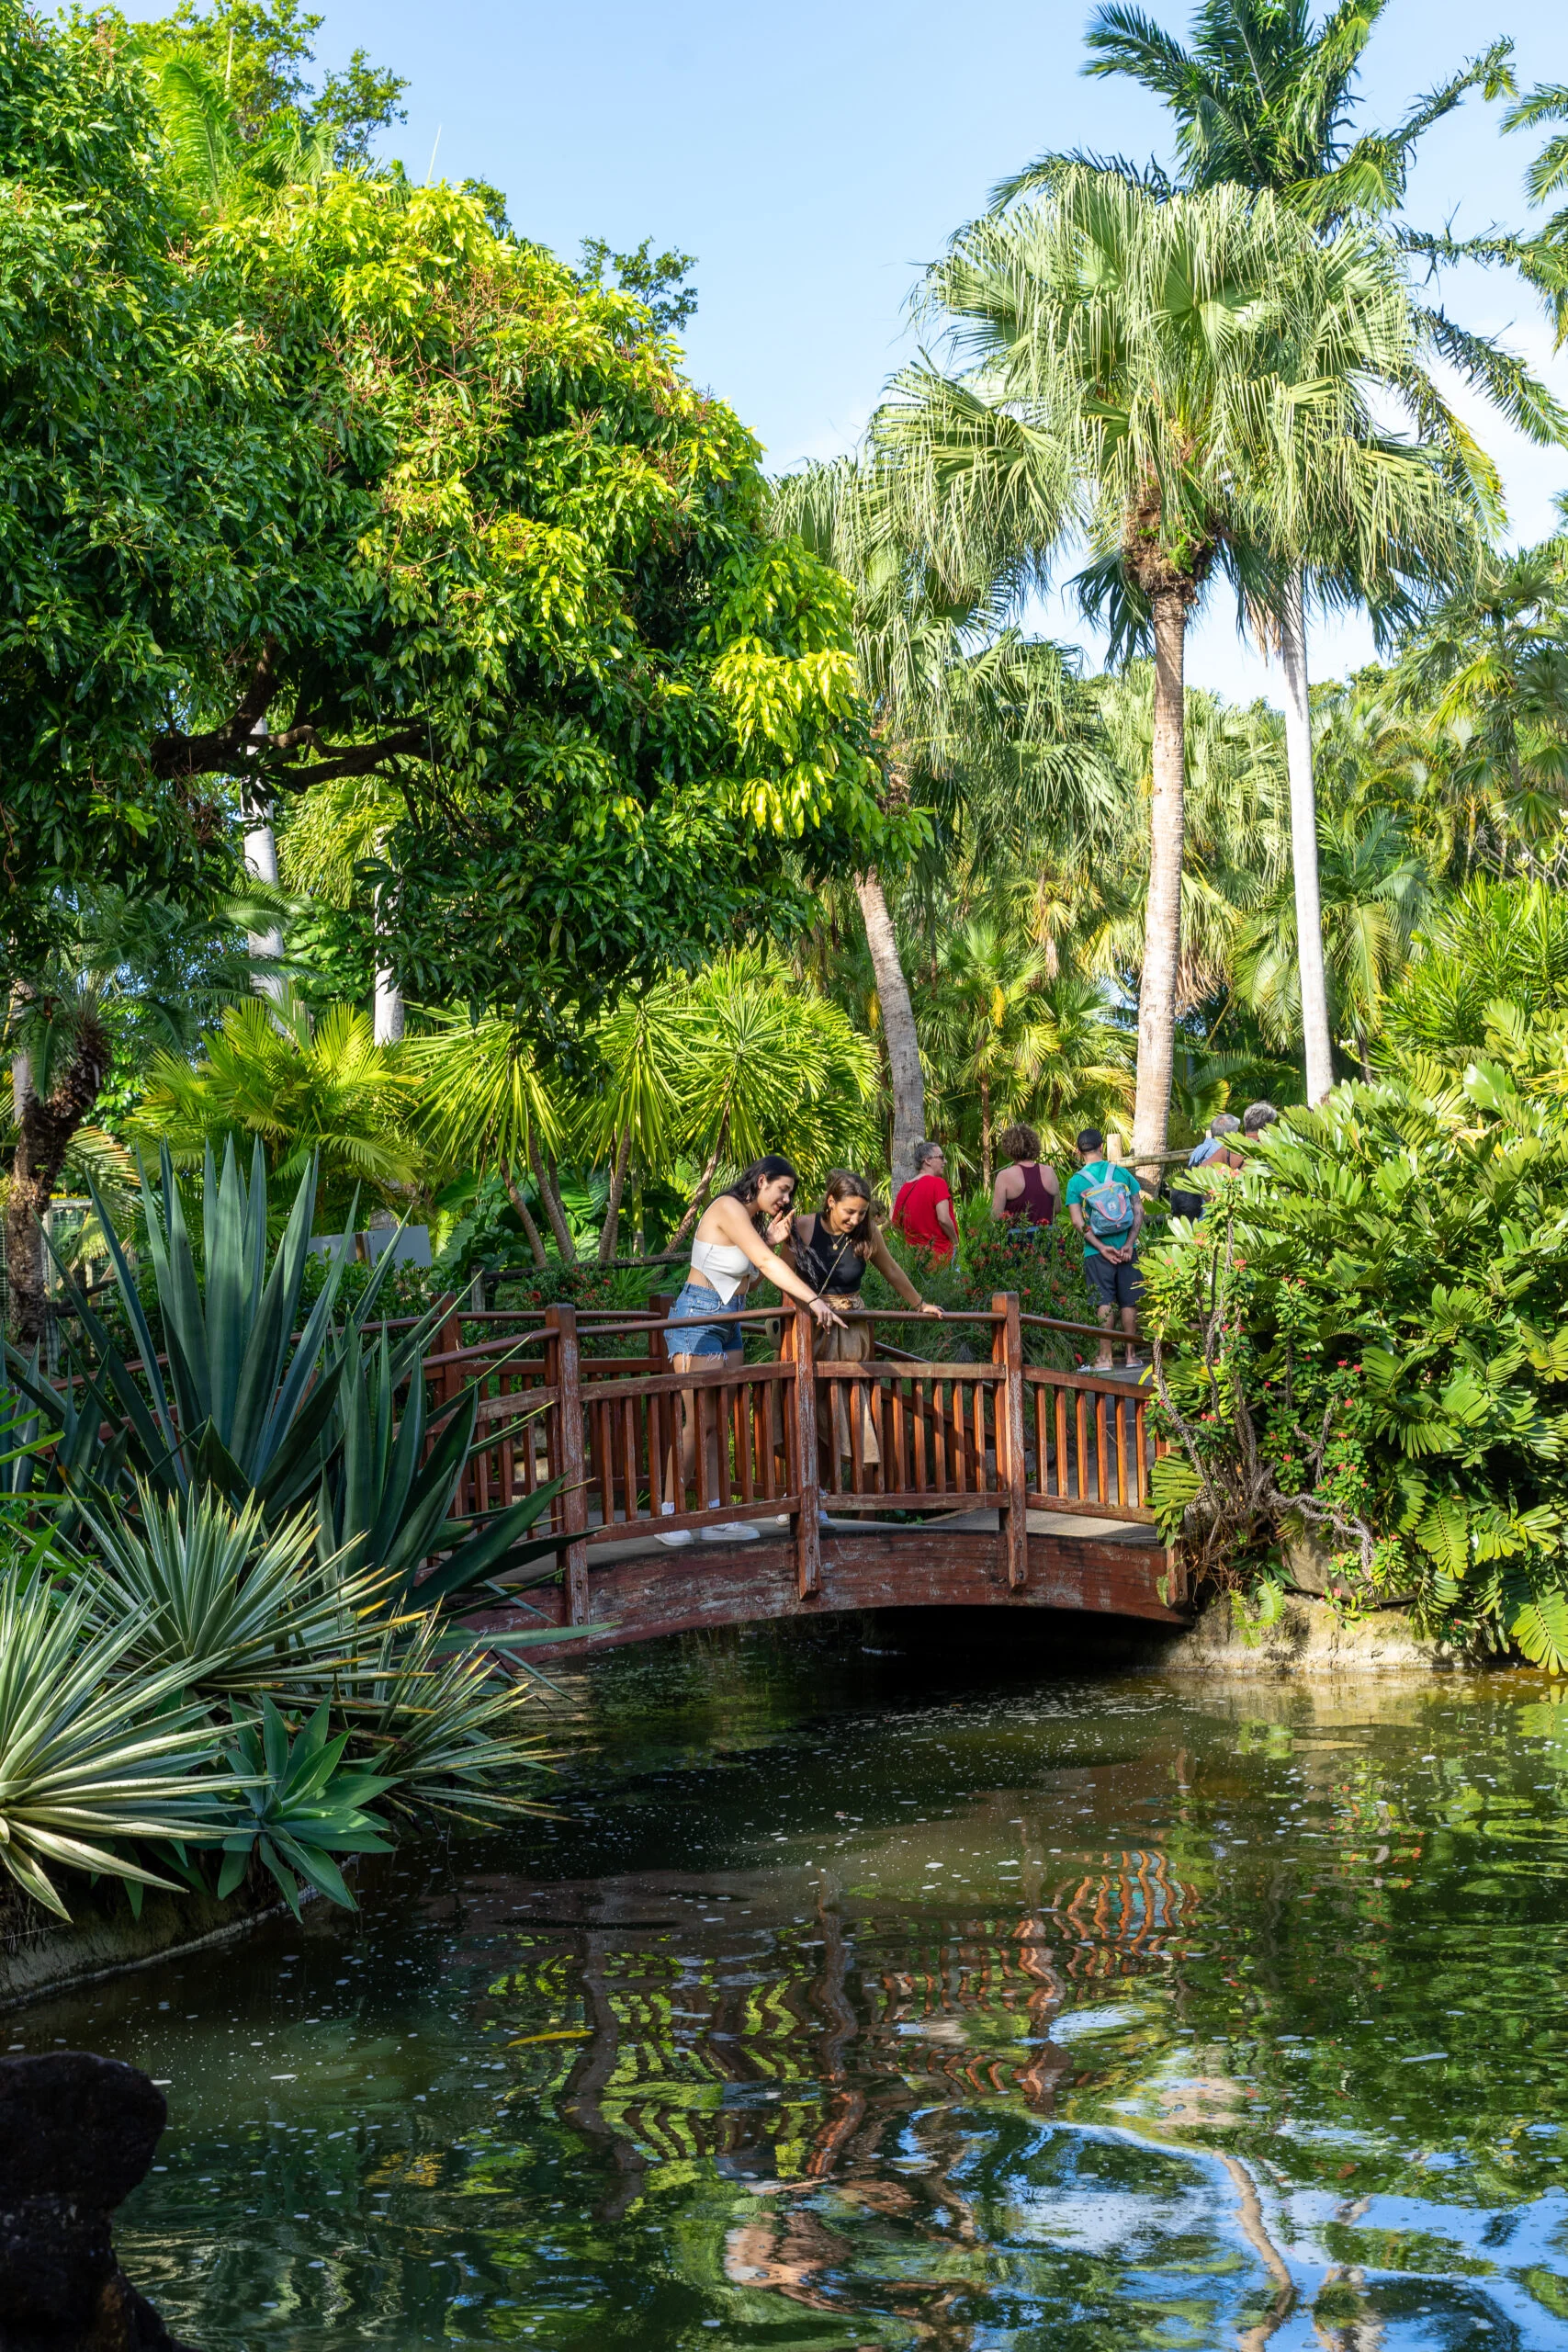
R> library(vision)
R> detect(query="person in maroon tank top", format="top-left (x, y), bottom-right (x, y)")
top-left (990, 1123), bottom-right (1061, 1234)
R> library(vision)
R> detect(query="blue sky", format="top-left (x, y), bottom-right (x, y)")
top-left (130, 0), bottom-right (1568, 703)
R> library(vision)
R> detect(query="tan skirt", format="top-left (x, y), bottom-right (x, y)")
top-left (782, 1295), bottom-right (880, 1465)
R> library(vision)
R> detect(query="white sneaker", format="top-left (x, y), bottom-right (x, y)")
top-left (700, 1521), bottom-right (761, 1544)
top-left (654, 1525), bottom-right (694, 1546)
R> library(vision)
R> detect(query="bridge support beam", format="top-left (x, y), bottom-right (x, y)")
top-left (792, 1305), bottom-right (822, 1598)
top-left (994, 1292), bottom-right (1029, 1592)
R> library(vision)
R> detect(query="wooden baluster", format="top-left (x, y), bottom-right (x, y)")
top-left (621, 1394), bottom-right (638, 1527)
top-left (433, 1291), bottom-right (467, 1510)
top-left (1054, 1389), bottom-right (1067, 1500)
top-left (1134, 1396), bottom-right (1147, 1509)
top-left (793, 1305), bottom-right (822, 1598)
top-left (1115, 1389), bottom-right (1129, 1510)
top-left (716, 1374), bottom-right (734, 1510)
top-left (847, 1364), bottom-right (865, 1496)
top-left (546, 1303), bottom-right (588, 1624)
top-left (993, 1294), bottom-right (1028, 1591)
top-left (890, 1378), bottom-right (907, 1498)
top-left (1094, 1390), bottom-right (1109, 1505)
top-left (952, 1380), bottom-right (968, 1495)
top-left (737, 1382), bottom-right (756, 1505)
top-left (1075, 1390), bottom-right (1088, 1504)
top-left (647, 1293), bottom-right (672, 1512)
top-left (933, 1379), bottom-right (949, 1494)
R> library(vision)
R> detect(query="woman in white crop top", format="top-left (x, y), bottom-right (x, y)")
top-left (657, 1156), bottom-right (844, 1546)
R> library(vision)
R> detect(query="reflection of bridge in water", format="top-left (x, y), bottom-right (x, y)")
top-left (436, 1296), bottom-right (1187, 1654)
top-left (487, 1849), bottom-right (1198, 2204)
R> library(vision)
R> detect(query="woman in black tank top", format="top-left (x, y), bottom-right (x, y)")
top-left (784, 1171), bottom-right (942, 1476)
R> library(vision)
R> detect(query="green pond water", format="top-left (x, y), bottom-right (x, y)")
top-left (15, 1623), bottom-right (1568, 2349)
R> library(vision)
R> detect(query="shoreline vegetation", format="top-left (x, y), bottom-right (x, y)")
top-left (6, 0), bottom-right (1568, 2017)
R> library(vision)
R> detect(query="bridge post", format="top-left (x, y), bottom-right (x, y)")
top-left (546, 1302), bottom-right (590, 1625)
top-left (994, 1292), bottom-right (1029, 1591)
top-left (792, 1305), bottom-right (822, 1599)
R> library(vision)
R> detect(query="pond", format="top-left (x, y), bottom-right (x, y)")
top-left (13, 1620), bottom-right (1568, 2349)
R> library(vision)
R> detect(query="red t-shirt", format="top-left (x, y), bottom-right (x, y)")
top-left (893, 1171), bottom-right (955, 1261)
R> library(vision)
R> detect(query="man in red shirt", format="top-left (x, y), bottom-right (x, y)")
top-left (892, 1140), bottom-right (958, 1264)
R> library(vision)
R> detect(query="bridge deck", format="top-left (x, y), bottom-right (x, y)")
top-left (436, 1293), bottom-right (1187, 1655)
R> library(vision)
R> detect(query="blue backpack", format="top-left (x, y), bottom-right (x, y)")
top-left (1080, 1167), bottom-right (1137, 1246)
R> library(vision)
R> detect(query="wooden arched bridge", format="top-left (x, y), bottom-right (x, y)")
top-left (434, 1295), bottom-right (1188, 1657)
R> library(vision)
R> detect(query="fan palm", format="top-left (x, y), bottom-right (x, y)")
top-left (1235, 805), bottom-right (1432, 1074)
top-left (404, 1010), bottom-right (561, 1261)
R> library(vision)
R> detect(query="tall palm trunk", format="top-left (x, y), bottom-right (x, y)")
top-left (1132, 586), bottom-right (1189, 1173)
top-left (856, 870), bottom-right (925, 1192)
top-left (1279, 566), bottom-right (1334, 1103)
top-left (979, 1071), bottom-right (993, 1193)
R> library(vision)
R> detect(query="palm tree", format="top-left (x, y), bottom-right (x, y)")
top-left (876, 169), bottom-right (1397, 1166)
top-left (1382, 543), bottom-right (1568, 882)
top-left (403, 1011), bottom-right (561, 1265)
top-left (132, 994), bottom-right (421, 1223)
top-left (773, 458), bottom-right (1111, 1191)
top-left (1031, 0), bottom-right (1562, 1104)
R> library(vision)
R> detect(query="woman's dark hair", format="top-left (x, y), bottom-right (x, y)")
top-left (998, 1122), bottom-right (1041, 1165)
top-left (819, 1169), bottom-right (877, 1261)
top-left (719, 1155), bottom-right (799, 1216)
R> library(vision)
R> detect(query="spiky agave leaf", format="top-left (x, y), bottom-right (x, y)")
top-left (218, 1697), bottom-right (396, 1917)
top-left (0, 1574), bottom-right (240, 1918)
top-left (339, 1616), bottom-right (557, 1826)
top-left (73, 1481), bottom-right (396, 1696)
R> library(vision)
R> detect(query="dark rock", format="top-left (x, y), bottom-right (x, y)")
top-left (0, 2052), bottom-right (196, 2351)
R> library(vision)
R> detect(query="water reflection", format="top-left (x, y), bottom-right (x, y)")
top-left (11, 1642), bottom-right (1568, 2347)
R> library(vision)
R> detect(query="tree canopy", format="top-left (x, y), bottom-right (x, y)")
top-left (0, 2), bottom-right (893, 1019)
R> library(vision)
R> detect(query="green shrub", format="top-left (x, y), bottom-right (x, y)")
top-left (1140, 1060), bottom-right (1568, 1664)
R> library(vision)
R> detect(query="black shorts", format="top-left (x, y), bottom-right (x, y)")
top-left (1084, 1250), bottom-right (1143, 1310)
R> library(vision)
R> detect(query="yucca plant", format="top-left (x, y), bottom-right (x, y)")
top-left (8, 1140), bottom-right (564, 1615)
top-left (343, 1614), bottom-right (557, 1826)
top-left (74, 1482), bottom-right (391, 1696)
top-left (217, 1696), bottom-right (396, 1917)
top-left (0, 1556), bottom-right (238, 1917)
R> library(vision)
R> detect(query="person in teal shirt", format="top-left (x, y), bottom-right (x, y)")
top-left (1064, 1127), bottom-right (1145, 1371)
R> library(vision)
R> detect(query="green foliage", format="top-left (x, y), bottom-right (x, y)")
top-left (217, 1694), bottom-right (394, 1916)
top-left (131, 994), bottom-right (422, 1218)
top-left (1141, 1060), bottom-right (1568, 1656)
top-left (0, 1541), bottom-right (239, 1917)
top-left (75, 1481), bottom-right (378, 1696)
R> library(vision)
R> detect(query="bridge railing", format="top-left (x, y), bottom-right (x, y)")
top-left (428, 1294), bottom-right (1170, 1624)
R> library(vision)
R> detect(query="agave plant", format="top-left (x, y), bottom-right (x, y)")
top-left (344, 1614), bottom-right (557, 1826)
top-left (73, 1482), bottom-right (391, 1696)
top-left (0, 1558), bottom-right (237, 1917)
top-left (217, 1697), bottom-right (396, 1917)
top-left (9, 1140), bottom-right (563, 1615)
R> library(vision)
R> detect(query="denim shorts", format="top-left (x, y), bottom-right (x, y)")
top-left (666, 1279), bottom-right (741, 1360)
